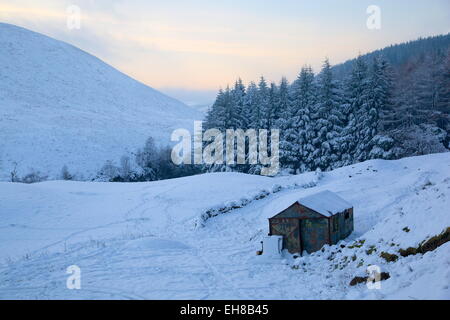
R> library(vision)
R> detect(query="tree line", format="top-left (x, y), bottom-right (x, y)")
top-left (203, 47), bottom-right (449, 175)
top-left (96, 137), bottom-right (202, 182)
top-left (75, 35), bottom-right (450, 182)
top-left (6, 35), bottom-right (448, 183)
top-left (97, 45), bottom-right (449, 182)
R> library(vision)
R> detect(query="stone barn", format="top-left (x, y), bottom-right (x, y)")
top-left (268, 190), bottom-right (353, 255)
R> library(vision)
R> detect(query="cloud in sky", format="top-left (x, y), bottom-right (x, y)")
top-left (1, 0), bottom-right (449, 104)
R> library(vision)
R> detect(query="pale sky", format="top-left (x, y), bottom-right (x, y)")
top-left (1, 0), bottom-right (449, 105)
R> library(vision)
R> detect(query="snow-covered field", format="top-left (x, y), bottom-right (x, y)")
top-left (0, 153), bottom-right (449, 300)
top-left (0, 23), bottom-right (202, 180)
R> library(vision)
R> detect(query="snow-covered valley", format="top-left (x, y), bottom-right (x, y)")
top-left (0, 153), bottom-right (449, 300)
top-left (0, 23), bottom-right (202, 181)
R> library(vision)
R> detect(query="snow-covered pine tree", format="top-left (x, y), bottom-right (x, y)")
top-left (245, 82), bottom-right (260, 130)
top-left (257, 77), bottom-right (271, 130)
top-left (223, 79), bottom-right (248, 173)
top-left (313, 59), bottom-right (344, 170)
top-left (221, 86), bottom-right (235, 131)
top-left (279, 82), bottom-right (298, 172)
top-left (343, 56), bottom-right (371, 163)
top-left (266, 82), bottom-right (280, 129)
top-left (280, 66), bottom-right (316, 172)
top-left (204, 84), bottom-right (238, 178)
top-left (367, 56), bottom-right (396, 160)
top-left (230, 79), bottom-right (247, 129)
top-left (296, 66), bottom-right (317, 171)
top-left (276, 77), bottom-right (291, 128)
top-left (204, 89), bottom-right (225, 131)
top-left (244, 78), bottom-right (271, 175)
top-left (205, 86), bottom-right (235, 131)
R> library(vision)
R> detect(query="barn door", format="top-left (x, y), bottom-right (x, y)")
top-left (300, 218), bottom-right (329, 254)
top-left (270, 219), bottom-right (301, 254)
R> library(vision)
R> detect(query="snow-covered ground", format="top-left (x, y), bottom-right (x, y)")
top-left (0, 153), bottom-right (449, 300)
top-left (0, 23), bottom-right (202, 180)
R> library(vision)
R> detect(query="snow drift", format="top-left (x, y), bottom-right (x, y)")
top-left (0, 153), bottom-right (449, 299)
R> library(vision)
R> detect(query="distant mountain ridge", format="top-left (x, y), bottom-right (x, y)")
top-left (332, 33), bottom-right (450, 79)
top-left (0, 23), bottom-right (202, 180)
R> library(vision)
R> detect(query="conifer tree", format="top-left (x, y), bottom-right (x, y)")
top-left (314, 59), bottom-right (344, 170)
top-left (367, 56), bottom-right (395, 159)
top-left (230, 79), bottom-right (246, 129)
top-left (257, 77), bottom-right (270, 129)
top-left (245, 82), bottom-right (260, 129)
top-left (342, 56), bottom-right (370, 163)
top-left (280, 66), bottom-right (316, 172)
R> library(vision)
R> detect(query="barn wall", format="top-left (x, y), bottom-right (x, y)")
top-left (296, 204), bottom-right (324, 219)
top-left (269, 218), bottom-right (301, 254)
top-left (301, 218), bottom-right (330, 253)
top-left (330, 215), bottom-right (340, 244)
top-left (272, 204), bottom-right (323, 219)
top-left (335, 209), bottom-right (354, 241)
top-left (273, 204), bottom-right (301, 218)
top-left (343, 208), bottom-right (354, 238)
top-left (313, 209), bottom-right (354, 245)
top-left (338, 212), bottom-right (346, 240)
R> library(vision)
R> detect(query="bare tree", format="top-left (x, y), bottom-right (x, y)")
top-left (10, 162), bottom-right (19, 182)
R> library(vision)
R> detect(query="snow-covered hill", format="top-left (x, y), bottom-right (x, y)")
top-left (0, 23), bottom-right (202, 180)
top-left (0, 153), bottom-right (449, 299)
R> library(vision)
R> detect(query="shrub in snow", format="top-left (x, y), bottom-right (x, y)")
top-left (97, 160), bottom-right (119, 181)
top-left (254, 189), bottom-right (270, 200)
top-left (119, 156), bottom-right (134, 181)
top-left (380, 251), bottom-right (399, 262)
top-left (21, 169), bottom-right (48, 184)
top-left (60, 165), bottom-right (73, 180)
top-left (393, 124), bottom-right (447, 156)
top-left (271, 184), bottom-right (282, 193)
top-left (369, 135), bottom-right (395, 159)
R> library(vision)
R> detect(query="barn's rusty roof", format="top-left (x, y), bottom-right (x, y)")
top-left (297, 190), bottom-right (352, 217)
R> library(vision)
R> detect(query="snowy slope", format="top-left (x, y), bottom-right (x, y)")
top-left (0, 23), bottom-right (202, 180)
top-left (0, 153), bottom-right (449, 299)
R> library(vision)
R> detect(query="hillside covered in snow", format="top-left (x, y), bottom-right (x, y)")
top-left (0, 152), bottom-right (449, 300)
top-left (0, 23), bottom-right (202, 181)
